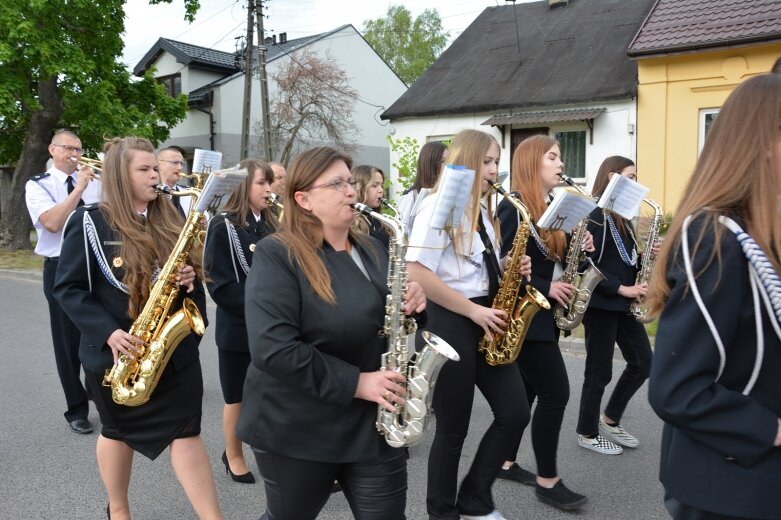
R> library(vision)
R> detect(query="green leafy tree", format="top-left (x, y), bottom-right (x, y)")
top-left (0, 0), bottom-right (199, 249)
top-left (363, 5), bottom-right (448, 86)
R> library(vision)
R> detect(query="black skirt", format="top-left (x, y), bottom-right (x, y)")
top-left (85, 360), bottom-right (203, 460)
top-left (218, 349), bottom-right (251, 404)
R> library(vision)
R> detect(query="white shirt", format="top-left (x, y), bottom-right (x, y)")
top-left (25, 166), bottom-right (102, 257)
top-left (405, 192), bottom-right (498, 299)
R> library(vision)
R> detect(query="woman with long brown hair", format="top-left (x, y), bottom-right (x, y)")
top-left (203, 159), bottom-right (277, 485)
top-left (495, 134), bottom-right (589, 511)
top-left (352, 164), bottom-right (389, 247)
top-left (407, 129), bottom-right (531, 520)
top-left (647, 73), bottom-right (781, 519)
top-left (398, 141), bottom-right (448, 237)
top-left (575, 156), bottom-right (653, 456)
top-left (54, 137), bottom-right (221, 519)
top-left (236, 147), bottom-right (425, 519)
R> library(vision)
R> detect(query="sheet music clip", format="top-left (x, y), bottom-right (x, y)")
top-left (429, 165), bottom-right (475, 231)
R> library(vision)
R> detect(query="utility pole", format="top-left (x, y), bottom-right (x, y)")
top-left (240, 0), bottom-right (255, 159)
top-left (256, 0), bottom-right (274, 161)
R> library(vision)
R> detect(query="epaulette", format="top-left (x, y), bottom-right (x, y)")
top-left (29, 173), bottom-right (51, 182)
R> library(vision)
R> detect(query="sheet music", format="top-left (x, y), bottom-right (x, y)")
top-left (429, 165), bottom-right (475, 230)
top-left (192, 148), bottom-right (223, 174)
top-left (597, 174), bottom-right (649, 219)
top-left (195, 167), bottom-right (248, 213)
top-left (538, 188), bottom-right (597, 233)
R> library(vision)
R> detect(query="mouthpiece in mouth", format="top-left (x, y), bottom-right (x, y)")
top-left (351, 202), bottom-right (373, 215)
top-left (154, 184), bottom-right (172, 195)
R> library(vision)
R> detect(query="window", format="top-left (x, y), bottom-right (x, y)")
top-left (698, 109), bottom-right (719, 154)
top-left (554, 130), bottom-right (586, 178)
top-left (158, 74), bottom-right (181, 97)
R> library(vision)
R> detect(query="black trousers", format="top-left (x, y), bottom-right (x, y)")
top-left (426, 299), bottom-right (530, 520)
top-left (254, 445), bottom-right (407, 520)
top-left (577, 308), bottom-right (652, 437)
top-left (43, 258), bottom-right (88, 422)
top-left (507, 339), bottom-right (570, 478)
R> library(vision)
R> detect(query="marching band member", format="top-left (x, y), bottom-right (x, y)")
top-left (496, 135), bottom-right (589, 511)
top-left (407, 129), bottom-right (531, 520)
top-left (53, 137), bottom-right (220, 520)
top-left (576, 156), bottom-right (653, 455)
top-left (397, 141), bottom-right (448, 238)
top-left (237, 147), bottom-right (425, 520)
top-left (648, 73), bottom-right (781, 519)
top-left (25, 129), bottom-right (100, 434)
top-left (203, 159), bottom-right (277, 484)
top-left (352, 164), bottom-right (390, 248)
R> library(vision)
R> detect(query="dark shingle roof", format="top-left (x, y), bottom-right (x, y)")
top-left (382, 0), bottom-right (655, 121)
top-left (628, 0), bottom-right (781, 57)
top-left (482, 108), bottom-right (606, 126)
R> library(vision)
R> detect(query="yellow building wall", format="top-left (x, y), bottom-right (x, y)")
top-left (636, 43), bottom-right (781, 214)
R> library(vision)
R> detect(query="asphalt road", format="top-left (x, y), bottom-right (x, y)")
top-left (0, 270), bottom-right (667, 519)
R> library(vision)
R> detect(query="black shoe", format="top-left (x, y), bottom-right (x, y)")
top-left (69, 418), bottom-right (93, 434)
top-left (106, 502), bottom-right (111, 519)
top-left (221, 451), bottom-right (255, 484)
top-left (497, 462), bottom-right (536, 486)
top-left (535, 480), bottom-right (588, 511)
top-left (330, 480), bottom-right (342, 494)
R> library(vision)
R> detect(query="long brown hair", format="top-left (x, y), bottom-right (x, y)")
top-left (412, 141), bottom-right (448, 191)
top-left (220, 159), bottom-right (278, 230)
top-left (273, 147), bottom-right (370, 304)
top-left (433, 129), bottom-right (499, 253)
top-left (511, 135), bottom-right (567, 260)
top-left (592, 156), bottom-right (636, 236)
top-left (100, 137), bottom-right (203, 319)
top-left (648, 73), bottom-right (781, 316)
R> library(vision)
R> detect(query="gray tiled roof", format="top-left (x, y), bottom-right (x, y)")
top-left (382, 0), bottom-right (655, 121)
top-left (628, 0), bottom-right (781, 57)
top-left (482, 108), bottom-right (606, 126)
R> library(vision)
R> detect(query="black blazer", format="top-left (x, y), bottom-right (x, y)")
top-left (203, 212), bottom-right (274, 352)
top-left (237, 235), bottom-right (392, 463)
top-left (648, 214), bottom-right (781, 519)
top-left (497, 196), bottom-right (560, 342)
top-left (53, 205), bottom-right (207, 375)
top-left (586, 209), bottom-right (640, 312)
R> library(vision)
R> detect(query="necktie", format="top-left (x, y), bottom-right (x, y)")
top-left (66, 176), bottom-right (85, 207)
top-left (477, 215), bottom-right (501, 300)
top-left (172, 194), bottom-right (185, 218)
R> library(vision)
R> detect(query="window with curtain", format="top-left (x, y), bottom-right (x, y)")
top-left (554, 130), bottom-right (586, 178)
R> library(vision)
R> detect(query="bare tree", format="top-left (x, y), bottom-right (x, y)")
top-left (258, 49), bottom-right (359, 166)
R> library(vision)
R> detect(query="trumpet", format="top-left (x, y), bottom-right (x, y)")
top-left (71, 157), bottom-right (103, 179)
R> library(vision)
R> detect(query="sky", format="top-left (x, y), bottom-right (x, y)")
top-left (121, 0), bottom-right (533, 70)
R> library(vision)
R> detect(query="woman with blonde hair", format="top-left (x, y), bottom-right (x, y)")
top-left (352, 164), bottom-right (389, 247)
top-left (54, 137), bottom-right (221, 519)
top-left (648, 73), bottom-right (781, 519)
top-left (407, 129), bottom-right (531, 520)
top-left (237, 147), bottom-right (425, 519)
top-left (495, 134), bottom-right (589, 511)
top-left (203, 159), bottom-right (278, 485)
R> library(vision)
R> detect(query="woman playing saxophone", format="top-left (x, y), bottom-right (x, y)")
top-left (53, 137), bottom-right (221, 519)
top-left (575, 156), bottom-right (656, 456)
top-left (237, 147), bottom-right (425, 520)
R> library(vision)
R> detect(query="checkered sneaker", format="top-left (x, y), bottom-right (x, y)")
top-left (577, 434), bottom-right (623, 455)
top-left (599, 418), bottom-right (639, 448)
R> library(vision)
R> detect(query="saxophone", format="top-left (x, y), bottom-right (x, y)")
top-left (629, 198), bottom-right (662, 323)
top-left (478, 183), bottom-right (550, 366)
top-left (352, 203), bottom-right (460, 448)
top-left (554, 177), bottom-right (606, 330)
top-left (103, 184), bottom-right (207, 406)
top-left (268, 193), bottom-right (284, 223)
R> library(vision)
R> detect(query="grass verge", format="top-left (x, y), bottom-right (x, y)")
top-left (0, 249), bottom-right (43, 271)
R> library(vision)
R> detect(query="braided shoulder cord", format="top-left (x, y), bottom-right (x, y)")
top-left (226, 220), bottom-right (250, 276)
top-left (606, 214), bottom-right (638, 267)
top-left (84, 211), bottom-right (129, 294)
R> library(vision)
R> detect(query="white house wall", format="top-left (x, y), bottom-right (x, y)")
top-left (387, 99), bottom-right (636, 193)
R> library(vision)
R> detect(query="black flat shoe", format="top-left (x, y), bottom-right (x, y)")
top-left (535, 480), bottom-right (587, 511)
top-left (221, 451), bottom-right (256, 484)
top-left (69, 418), bottom-right (93, 434)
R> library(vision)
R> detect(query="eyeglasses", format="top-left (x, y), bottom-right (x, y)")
top-left (306, 177), bottom-right (358, 192)
top-left (159, 159), bottom-right (185, 167)
top-left (52, 143), bottom-right (84, 154)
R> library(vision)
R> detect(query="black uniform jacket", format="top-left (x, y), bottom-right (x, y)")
top-left (497, 195), bottom-right (560, 342)
top-left (53, 205), bottom-right (208, 375)
top-left (648, 214), bottom-right (781, 519)
top-left (586, 209), bottom-right (640, 312)
top-left (237, 235), bottom-right (392, 463)
top-left (203, 212), bottom-right (274, 352)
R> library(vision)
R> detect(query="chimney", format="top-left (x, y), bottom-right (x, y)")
top-left (264, 35), bottom-right (277, 45)
top-left (279, 32), bottom-right (287, 44)
top-left (549, 0), bottom-right (569, 7)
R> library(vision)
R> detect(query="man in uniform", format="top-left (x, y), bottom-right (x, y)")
top-left (157, 146), bottom-right (190, 218)
top-left (25, 130), bottom-right (101, 434)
